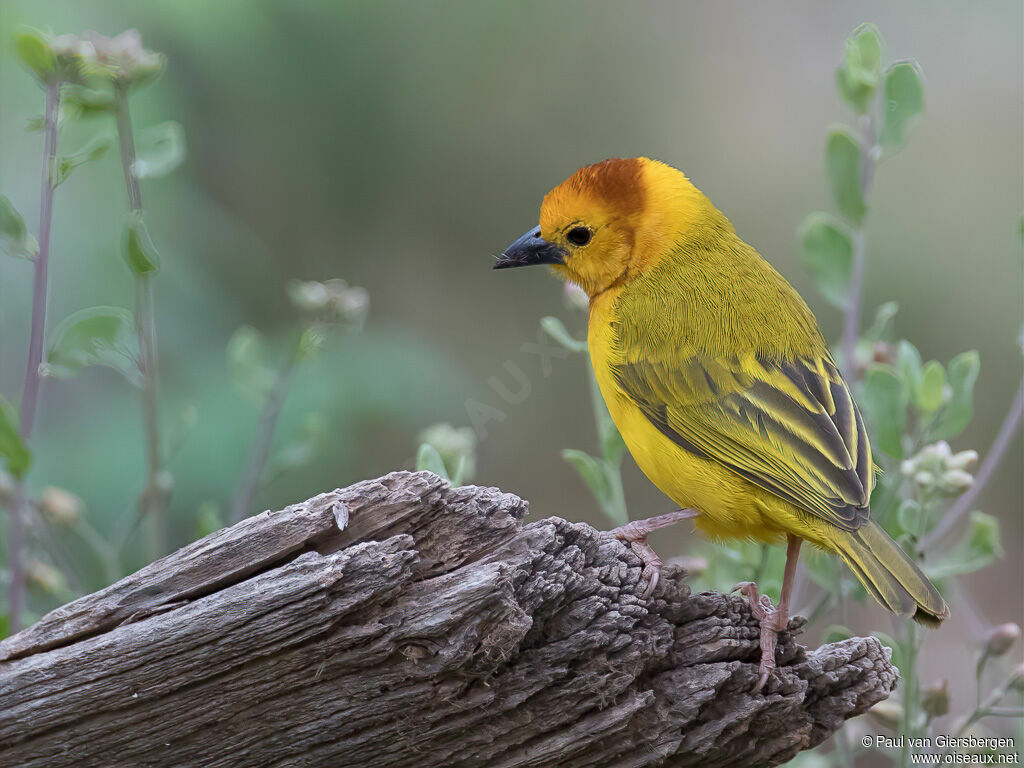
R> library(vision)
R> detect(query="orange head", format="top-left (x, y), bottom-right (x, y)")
top-left (495, 157), bottom-right (711, 298)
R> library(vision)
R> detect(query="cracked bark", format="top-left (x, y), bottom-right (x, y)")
top-left (0, 471), bottom-right (897, 768)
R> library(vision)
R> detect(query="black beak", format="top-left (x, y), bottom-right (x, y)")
top-left (493, 227), bottom-right (566, 270)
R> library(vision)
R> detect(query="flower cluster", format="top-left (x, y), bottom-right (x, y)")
top-left (900, 440), bottom-right (978, 496)
top-left (15, 28), bottom-right (164, 89)
top-left (288, 279), bottom-right (369, 329)
top-left (85, 30), bottom-right (165, 88)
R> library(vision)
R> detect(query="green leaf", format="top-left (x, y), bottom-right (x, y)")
top-left (62, 84), bottom-right (117, 116)
top-left (895, 499), bottom-right (922, 538)
top-left (15, 29), bottom-right (56, 85)
top-left (122, 215), bottom-right (161, 275)
top-left (881, 60), bottom-right (925, 147)
top-left (415, 443), bottom-right (450, 482)
top-left (864, 301), bottom-right (899, 341)
top-left (0, 195), bottom-right (37, 259)
top-left (450, 455), bottom-right (469, 487)
top-left (540, 316), bottom-right (587, 353)
top-left (53, 132), bottom-right (112, 187)
top-left (848, 24), bottom-right (883, 74)
top-left (826, 128), bottom-right (867, 224)
top-left (860, 365), bottom-right (909, 458)
top-left (132, 122), bottom-right (186, 179)
top-left (587, 369), bottom-right (625, 463)
top-left (195, 501), bottom-right (224, 538)
top-left (562, 448), bottom-right (611, 504)
top-left (916, 360), bottom-right (947, 413)
top-left (271, 414), bottom-right (326, 476)
top-left (46, 306), bottom-right (142, 386)
top-left (926, 511), bottom-right (1003, 579)
top-left (0, 397), bottom-right (32, 479)
top-left (600, 418), bottom-right (626, 464)
top-left (298, 325), bottom-right (328, 361)
top-left (896, 340), bottom-right (922, 393)
top-left (417, 423), bottom-right (476, 487)
top-left (0, 196), bottom-right (27, 250)
top-left (799, 212), bottom-right (853, 308)
top-left (871, 630), bottom-right (905, 673)
top-left (835, 24), bottom-right (884, 114)
top-left (226, 326), bottom-right (275, 403)
top-left (929, 351), bottom-right (980, 440)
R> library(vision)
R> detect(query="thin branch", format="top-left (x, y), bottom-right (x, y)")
top-left (8, 80), bottom-right (62, 633)
top-left (919, 378), bottom-right (1024, 553)
top-left (229, 347), bottom-right (298, 523)
top-left (114, 82), bottom-right (167, 558)
top-left (840, 114), bottom-right (878, 379)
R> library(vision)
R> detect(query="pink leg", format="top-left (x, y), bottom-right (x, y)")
top-left (607, 509), bottom-right (699, 599)
top-left (733, 534), bottom-right (802, 691)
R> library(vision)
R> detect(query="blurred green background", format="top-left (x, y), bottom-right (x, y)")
top-left (0, 1), bottom-right (1021, 762)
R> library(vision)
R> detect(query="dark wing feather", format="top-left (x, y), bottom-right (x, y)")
top-left (615, 354), bottom-right (873, 531)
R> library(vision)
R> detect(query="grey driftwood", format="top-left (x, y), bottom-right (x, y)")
top-left (0, 471), bottom-right (897, 767)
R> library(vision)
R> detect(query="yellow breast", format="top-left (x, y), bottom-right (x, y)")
top-left (587, 288), bottom-right (821, 546)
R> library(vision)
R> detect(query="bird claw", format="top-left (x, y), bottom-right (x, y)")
top-left (607, 509), bottom-right (697, 600)
top-left (732, 581), bottom-right (788, 692)
top-left (612, 535), bottom-right (663, 599)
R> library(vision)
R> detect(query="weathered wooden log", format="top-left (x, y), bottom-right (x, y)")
top-left (0, 471), bottom-right (896, 767)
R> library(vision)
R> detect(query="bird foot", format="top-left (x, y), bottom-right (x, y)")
top-left (732, 581), bottom-right (790, 692)
top-left (607, 509), bottom-right (698, 599)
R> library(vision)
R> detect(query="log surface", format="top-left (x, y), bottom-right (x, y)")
top-left (0, 471), bottom-right (897, 768)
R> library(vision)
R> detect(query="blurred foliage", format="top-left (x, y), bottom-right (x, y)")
top-left (534, 22), bottom-right (1022, 768)
top-left (539, 287), bottom-right (629, 528)
top-left (0, 19), bottom-right (473, 626)
top-left (414, 422), bottom-right (477, 486)
top-left (0, 5), bottom-right (1020, 766)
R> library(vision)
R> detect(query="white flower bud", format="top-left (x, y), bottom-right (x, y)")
top-left (38, 486), bottom-right (83, 526)
top-left (947, 449), bottom-right (979, 471)
top-left (25, 558), bottom-right (66, 595)
top-left (942, 469), bottom-right (974, 491)
top-left (984, 623), bottom-right (1021, 657)
top-left (288, 280), bottom-right (330, 312)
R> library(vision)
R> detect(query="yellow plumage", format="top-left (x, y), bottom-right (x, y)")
top-left (505, 156), bottom-right (948, 626)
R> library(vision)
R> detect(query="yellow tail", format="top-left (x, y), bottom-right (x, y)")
top-left (834, 521), bottom-right (950, 626)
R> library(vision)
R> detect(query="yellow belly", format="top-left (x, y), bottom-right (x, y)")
top-left (586, 290), bottom-right (835, 549)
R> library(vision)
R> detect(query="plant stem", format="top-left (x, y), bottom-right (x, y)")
top-left (918, 378), bottom-right (1024, 553)
top-left (834, 724), bottom-right (855, 768)
top-left (8, 80), bottom-right (61, 632)
top-left (586, 358), bottom-right (628, 526)
top-left (73, 517), bottom-right (121, 587)
top-left (840, 114), bottom-right (878, 380)
top-left (945, 684), bottom-right (1014, 757)
top-left (114, 83), bottom-right (167, 559)
top-left (230, 345), bottom-right (298, 523)
top-left (899, 622), bottom-right (920, 768)
top-left (604, 458), bottom-right (628, 527)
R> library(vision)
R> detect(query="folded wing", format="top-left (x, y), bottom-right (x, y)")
top-left (614, 354), bottom-right (873, 531)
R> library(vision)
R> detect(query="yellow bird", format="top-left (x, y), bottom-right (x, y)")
top-left (495, 157), bottom-right (948, 688)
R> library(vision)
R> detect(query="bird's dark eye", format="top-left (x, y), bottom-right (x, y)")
top-left (566, 226), bottom-right (592, 247)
